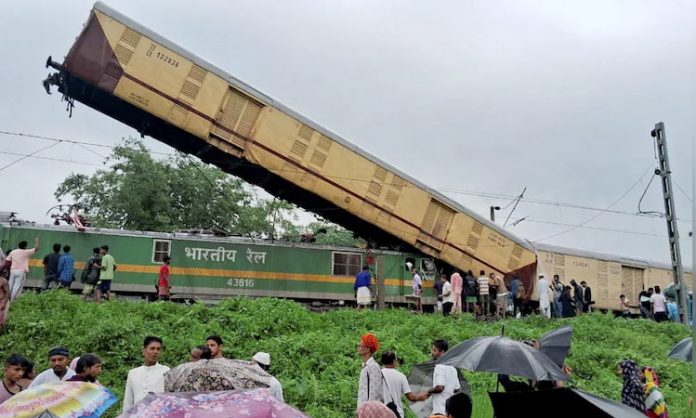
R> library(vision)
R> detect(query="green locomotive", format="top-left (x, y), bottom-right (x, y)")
top-left (0, 221), bottom-right (437, 305)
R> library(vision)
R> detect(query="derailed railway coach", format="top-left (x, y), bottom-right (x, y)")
top-left (43, 2), bottom-right (538, 295)
top-left (0, 221), bottom-right (439, 305)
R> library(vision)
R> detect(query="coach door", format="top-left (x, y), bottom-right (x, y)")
top-left (621, 266), bottom-right (644, 306)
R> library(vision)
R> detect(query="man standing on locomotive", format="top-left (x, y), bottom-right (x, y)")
top-left (354, 265), bottom-right (372, 310)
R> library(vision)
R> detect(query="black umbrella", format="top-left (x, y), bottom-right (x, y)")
top-left (538, 325), bottom-right (573, 367)
top-left (407, 360), bottom-right (469, 418)
top-left (668, 337), bottom-right (692, 362)
top-left (489, 388), bottom-right (646, 418)
top-left (436, 336), bottom-right (567, 382)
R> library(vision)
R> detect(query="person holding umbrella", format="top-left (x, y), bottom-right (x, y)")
top-left (426, 340), bottom-right (461, 416)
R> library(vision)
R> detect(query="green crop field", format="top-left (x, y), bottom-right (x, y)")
top-left (0, 291), bottom-right (691, 417)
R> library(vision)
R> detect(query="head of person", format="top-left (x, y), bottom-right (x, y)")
top-left (569, 279), bottom-right (577, 286)
top-left (362, 265), bottom-right (369, 272)
top-left (648, 287), bottom-right (654, 295)
top-left (381, 351), bottom-right (398, 368)
top-left (655, 286), bottom-right (661, 294)
top-left (92, 247), bottom-right (100, 255)
top-left (163, 255), bottom-right (171, 265)
top-left (479, 270), bottom-right (485, 276)
top-left (580, 281), bottom-right (587, 287)
top-left (52, 243), bottom-right (61, 253)
top-left (206, 335), bottom-right (224, 357)
top-left (252, 352), bottom-right (271, 371)
top-left (142, 336), bottom-right (163, 366)
top-left (553, 274), bottom-right (559, 282)
top-left (18, 241), bottom-right (28, 250)
top-left (75, 353), bottom-right (102, 382)
top-left (431, 339), bottom-right (449, 360)
top-left (62, 245), bottom-right (71, 254)
top-left (100, 245), bottom-right (109, 255)
top-left (538, 275), bottom-right (544, 281)
top-left (48, 346), bottom-right (70, 377)
top-left (4, 354), bottom-right (26, 384)
top-left (21, 358), bottom-right (34, 380)
top-left (190, 345), bottom-right (212, 362)
top-left (441, 274), bottom-right (448, 283)
top-left (357, 333), bottom-right (379, 357)
top-left (564, 285), bottom-right (571, 292)
top-left (467, 270), bottom-right (473, 277)
top-left (446, 392), bottom-right (473, 418)
top-left (620, 294), bottom-right (625, 301)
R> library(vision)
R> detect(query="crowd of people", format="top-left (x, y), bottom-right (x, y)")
top-left (0, 334), bottom-right (284, 412)
top-left (0, 239), bottom-right (120, 330)
top-left (356, 333), bottom-right (471, 418)
top-left (354, 266), bottom-right (692, 323)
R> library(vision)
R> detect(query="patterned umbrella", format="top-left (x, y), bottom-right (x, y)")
top-left (0, 381), bottom-right (116, 418)
top-left (165, 359), bottom-right (271, 392)
top-left (118, 388), bottom-right (309, 418)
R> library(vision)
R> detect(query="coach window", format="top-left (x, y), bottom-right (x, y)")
top-left (332, 252), bottom-right (362, 276)
top-left (152, 240), bottom-right (171, 263)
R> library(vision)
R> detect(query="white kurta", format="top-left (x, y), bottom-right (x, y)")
top-left (122, 363), bottom-right (170, 411)
top-left (29, 368), bottom-right (76, 387)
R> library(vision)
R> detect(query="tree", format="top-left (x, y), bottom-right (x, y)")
top-left (55, 138), bottom-right (295, 236)
top-left (284, 221), bottom-right (366, 247)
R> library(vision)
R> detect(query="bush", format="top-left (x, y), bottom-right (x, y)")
top-left (0, 291), bottom-right (690, 417)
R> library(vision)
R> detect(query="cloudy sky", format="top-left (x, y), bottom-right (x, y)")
top-left (0, 0), bottom-right (693, 266)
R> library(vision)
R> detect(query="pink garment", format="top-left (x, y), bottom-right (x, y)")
top-left (7, 248), bottom-right (36, 272)
top-left (451, 273), bottom-right (463, 293)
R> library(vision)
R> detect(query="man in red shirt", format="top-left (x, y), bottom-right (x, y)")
top-left (158, 256), bottom-right (171, 301)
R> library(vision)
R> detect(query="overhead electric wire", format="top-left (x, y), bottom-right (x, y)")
top-left (536, 163), bottom-right (657, 242)
top-left (0, 142), bottom-right (61, 172)
top-left (2, 129), bottom-right (691, 230)
top-left (0, 150), bottom-right (104, 167)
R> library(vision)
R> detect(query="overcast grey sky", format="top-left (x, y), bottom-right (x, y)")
top-left (0, 0), bottom-right (693, 266)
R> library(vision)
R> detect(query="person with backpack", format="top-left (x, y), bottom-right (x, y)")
top-left (463, 271), bottom-right (478, 314)
top-left (81, 248), bottom-right (101, 302)
top-left (511, 277), bottom-right (525, 317)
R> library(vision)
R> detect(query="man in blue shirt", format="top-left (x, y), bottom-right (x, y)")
top-left (57, 245), bottom-right (75, 288)
top-left (666, 298), bottom-right (680, 322)
top-left (354, 265), bottom-right (372, 310)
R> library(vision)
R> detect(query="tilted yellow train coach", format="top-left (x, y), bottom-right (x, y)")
top-left (44, 3), bottom-right (538, 288)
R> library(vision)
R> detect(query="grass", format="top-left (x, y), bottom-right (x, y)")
top-left (0, 291), bottom-right (691, 417)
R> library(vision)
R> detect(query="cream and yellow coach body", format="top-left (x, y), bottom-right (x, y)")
top-left (60, 3), bottom-right (537, 282)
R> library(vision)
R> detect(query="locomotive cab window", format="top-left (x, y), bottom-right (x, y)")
top-left (332, 252), bottom-right (362, 276)
top-left (152, 239), bottom-right (171, 263)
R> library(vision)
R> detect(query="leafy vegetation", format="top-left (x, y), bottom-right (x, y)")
top-left (0, 292), bottom-right (690, 417)
top-left (54, 138), bottom-right (296, 237)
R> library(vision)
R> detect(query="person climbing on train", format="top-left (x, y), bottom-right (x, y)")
top-left (354, 265), bottom-right (372, 310)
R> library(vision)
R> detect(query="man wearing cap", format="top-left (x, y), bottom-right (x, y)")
top-left (356, 332), bottom-right (383, 407)
top-left (29, 346), bottom-right (75, 387)
top-left (252, 352), bottom-right (284, 402)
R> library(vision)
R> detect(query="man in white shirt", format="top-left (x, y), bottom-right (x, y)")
top-left (428, 339), bottom-right (461, 416)
top-left (381, 351), bottom-right (429, 417)
top-left (123, 336), bottom-right (170, 411)
top-left (538, 275), bottom-right (551, 319)
top-left (357, 332), bottom-right (383, 407)
top-left (30, 346), bottom-right (75, 387)
top-left (441, 275), bottom-right (454, 317)
top-left (650, 286), bottom-right (668, 322)
top-left (252, 351), bottom-right (284, 402)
